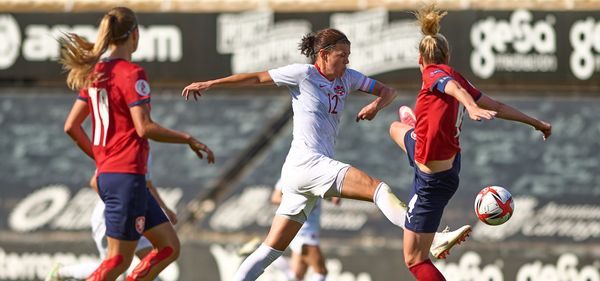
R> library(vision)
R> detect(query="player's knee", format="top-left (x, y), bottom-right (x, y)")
top-left (162, 244), bottom-right (180, 264)
top-left (161, 236), bottom-right (181, 262)
top-left (389, 121), bottom-right (401, 135)
top-left (389, 121), bottom-right (407, 137)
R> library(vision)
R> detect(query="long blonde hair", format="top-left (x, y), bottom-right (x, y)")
top-left (59, 7), bottom-right (138, 90)
top-left (415, 3), bottom-right (449, 65)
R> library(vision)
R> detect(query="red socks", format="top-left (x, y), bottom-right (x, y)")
top-left (126, 246), bottom-right (174, 281)
top-left (409, 259), bottom-right (446, 281)
top-left (86, 255), bottom-right (123, 281)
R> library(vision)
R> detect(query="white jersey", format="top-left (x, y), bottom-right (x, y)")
top-left (268, 64), bottom-right (375, 158)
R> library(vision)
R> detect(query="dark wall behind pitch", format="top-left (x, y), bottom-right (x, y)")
top-left (0, 10), bottom-right (599, 91)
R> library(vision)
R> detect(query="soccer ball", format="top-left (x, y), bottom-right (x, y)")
top-left (474, 186), bottom-right (514, 226)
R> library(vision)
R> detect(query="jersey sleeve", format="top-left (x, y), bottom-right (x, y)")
top-left (426, 68), bottom-right (454, 94)
top-left (347, 68), bottom-right (376, 93)
top-left (77, 88), bottom-right (89, 102)
top-left (124, 67), bottom-right (152, 108)
top-left (268, 64), bottom-right (310, 87)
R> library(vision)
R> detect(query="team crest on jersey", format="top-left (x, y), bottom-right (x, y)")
top-left (135, 216), bottom-right (146, 234)
top-left (135, 80), bottom-right (151, 96)
top-left (334, 85), bottom-right (346, 96)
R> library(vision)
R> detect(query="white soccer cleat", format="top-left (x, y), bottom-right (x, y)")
top-left (44, 263), bottom-right (62, 281)
top-left (237, 236), bottom-right (263, 257)
top-left (430, 225), bottom-right (471, 259)
top-left (399, 106), bottom-right (416, 128)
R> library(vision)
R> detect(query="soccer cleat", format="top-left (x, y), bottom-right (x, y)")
top-left (399, 106), bottom-right (416, 127)
top-left (430, 225), bottom-right (471, 259)
top-left (44, 263), bottom-right (62, 281)
top-left (237, 236), bottom-right (262, 257)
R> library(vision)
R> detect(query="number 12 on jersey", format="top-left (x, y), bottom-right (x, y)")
top-left (89, 87), bottom-right (110, 146)
top-left (328, 94), bottom-right (339, 114)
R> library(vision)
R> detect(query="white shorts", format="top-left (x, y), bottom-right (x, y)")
top-left (276, 150), bottom-right (349, 220)
top-left (289, 200), bottom-right (321, 253)
top-left (91, 201), bottom-right (153, 259)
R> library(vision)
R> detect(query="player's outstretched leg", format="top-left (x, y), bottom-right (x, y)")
top-left (341, 167), bottom-right (471, 260)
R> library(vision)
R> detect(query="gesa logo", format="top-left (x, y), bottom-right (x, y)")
top-left (470, 9), bottom-right (557, 79)
top-left (569, 17), bottom-right (600, 80)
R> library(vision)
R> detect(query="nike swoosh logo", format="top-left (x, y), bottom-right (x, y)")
top-left (319, 84), bottom-right (327, 88)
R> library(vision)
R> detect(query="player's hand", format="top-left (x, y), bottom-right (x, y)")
top-left (164, 208), bottom-right (178, 225)
top-left (188, 138), bottom-right (215, 164)
top-left (182, 81), bottom-right (212, 101)
top-left (466, 106), bottom-right (496, 121)
top-left (356, 103), bottom-right (378, 122)
top-left (534, 120), bottom-right (552, 140)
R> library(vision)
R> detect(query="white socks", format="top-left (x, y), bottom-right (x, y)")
top-left (233, 243), bottom-right (283, 281)
top-left (373, 182), bottom-right (407, 229)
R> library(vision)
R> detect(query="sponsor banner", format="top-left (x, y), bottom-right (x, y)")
top-left (463, 9), bottom-right (600, 85)
top-left (1, 241), bottom-right (598, 281)
top-left (1, 10), bottom-right (599, 88)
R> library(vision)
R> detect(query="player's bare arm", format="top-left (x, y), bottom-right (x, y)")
top-left (130, 104), bottom-right (215, 163)
top-left (476, 95), bottom-right (552, 140)
top-left (444, 80), bottom-right (497, 121)
top-left (182, 71), bottom-right (274, 101)
top-left (355, 81), bottom-right (397, 122)
top-left (64, 99), bottom-right (94, 160)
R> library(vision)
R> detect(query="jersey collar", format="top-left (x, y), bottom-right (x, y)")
top-left (314, 63), bottom-right (334, 82)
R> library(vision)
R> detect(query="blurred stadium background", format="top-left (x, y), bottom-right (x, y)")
top-left (1, 0), bottom-right (600, 280)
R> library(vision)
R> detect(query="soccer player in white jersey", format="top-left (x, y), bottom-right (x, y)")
top-left (45, 152), bottom-right (177, 281)
top-left (182, 28), bottom-right (471, 281)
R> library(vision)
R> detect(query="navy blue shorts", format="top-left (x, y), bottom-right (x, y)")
top-left (403, 129), bottom-right (461, 233)
top-left (97, 173), bottom-right (169, 241)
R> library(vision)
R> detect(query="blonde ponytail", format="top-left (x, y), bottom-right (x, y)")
top-left (414, 3), bottom-right (450, 65)
top-left (59, 7), bottom-right (137, 90)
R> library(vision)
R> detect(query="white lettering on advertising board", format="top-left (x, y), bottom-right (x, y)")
top-left (470, 10), bottom-right (557, 79)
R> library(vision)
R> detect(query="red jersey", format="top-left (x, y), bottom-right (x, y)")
top-left (78, 59), bottom-right (151, 175)
top-left (414, 64), bottom-right (482, 164)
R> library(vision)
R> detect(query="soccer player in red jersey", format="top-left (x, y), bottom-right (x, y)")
top-left (60, 7), bottom-right (214, 281)
top-left (389, 4), bottom-right (552, 281)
